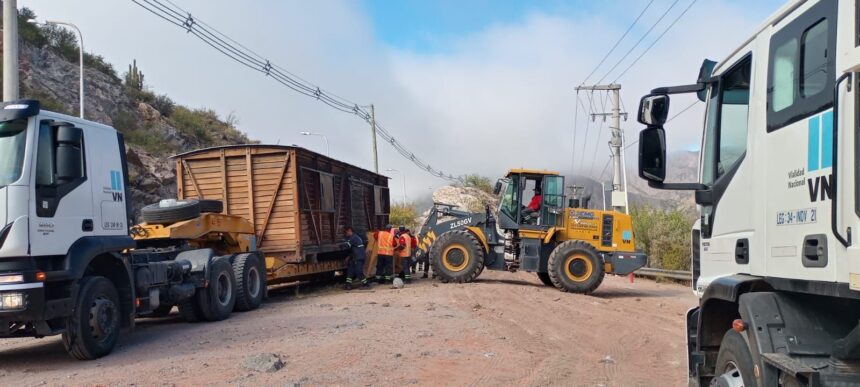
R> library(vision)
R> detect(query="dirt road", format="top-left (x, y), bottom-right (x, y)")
top-left (0, 271), bottom-right (696, 386)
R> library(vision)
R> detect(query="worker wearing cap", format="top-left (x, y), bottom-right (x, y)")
top-left (375, 224), bottom-right (398, 283)
top-left (343, 226), bottom-right (368, 290)
top-left (396, 226), bottom-right (413, 282)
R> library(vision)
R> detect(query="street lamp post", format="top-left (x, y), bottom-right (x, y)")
top-left (386, 168), bottom-right (407, 203)
top-left (300, 131), bottom-right (329, 156)
top-left (31, 20), bottom-right (84, 118)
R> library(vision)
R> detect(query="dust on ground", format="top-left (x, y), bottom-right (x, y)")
top-left (0, 271), bottom-right (696, 386)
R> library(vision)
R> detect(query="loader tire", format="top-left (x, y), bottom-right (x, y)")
top-left (537, 272), bottom-right (554, 287)
top-left (547, 240), bottom-right (604, 294)
top-left (196, 257), bottom-right (237, 322)
top-left (140, 199), bottom-right (201, 224)
top-left (198, 199), bottom-right (224, 214)
top-left (62, 276), bottom-right (121, 360)
top-left (430, 230), bottom-right (485, 284)
top-left (233, 253), bottom-right (266, 312)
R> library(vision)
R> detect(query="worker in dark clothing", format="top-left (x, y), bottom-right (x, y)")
top-left (409, 231), bottom-right (419, 275)
top-left (375, 224), bottom-right (398, 283)
top-left (343, 226), bottom-right (369, 290)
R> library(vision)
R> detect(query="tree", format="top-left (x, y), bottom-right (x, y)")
top-left (389, 202), bottom-right (419, 230)
top-left (461, 174), bottom-right (494, 194)
top-left (630, 204), bottom-right (696, 271)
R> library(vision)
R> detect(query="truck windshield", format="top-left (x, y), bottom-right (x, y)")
top-left (0, 119), bottom-right (27, 188)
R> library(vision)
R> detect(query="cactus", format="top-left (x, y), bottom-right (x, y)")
top-left (124, 59), bottom-right (144, 90)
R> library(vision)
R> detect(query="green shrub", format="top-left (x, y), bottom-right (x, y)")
top-left (110, 111), bottom-right (138, 132)
top-left (151, 94), bottom-right (175, 117)
top-left (169, 106), bottom-right (213, 142)
top-left (461, 174), bottom-right (494, 194)
top-left (125, 129), bottom-right (175, 154)
top-left (630, 204), bottom-right (696, 271)
top-left (389, 202), bottom-right (419, 230)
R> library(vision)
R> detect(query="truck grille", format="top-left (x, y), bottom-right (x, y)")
top-left (601, 214), bottom-right (613, 247)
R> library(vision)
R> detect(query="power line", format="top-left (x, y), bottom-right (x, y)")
top-left (132, 0), bottom-right (461, 182)
top-left (613, 0), bottom-right (698, 82)
top-left (580, 0), bottom-right (655, 85)
top-left (595, 0), bottom-right (680, 84)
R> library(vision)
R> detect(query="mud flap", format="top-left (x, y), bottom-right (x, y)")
top-left (604, 251), bottom-right (647, 275)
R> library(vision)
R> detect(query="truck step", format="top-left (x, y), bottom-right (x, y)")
top-left (761, 353), bottom-right (820, 386)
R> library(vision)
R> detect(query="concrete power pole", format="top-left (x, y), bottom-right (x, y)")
top-left (574, 83), bottom-right (628, 213)
top-left (370, 104), bottom-right (379, 173)
top-left (3, 0), bottom-right (18, 101)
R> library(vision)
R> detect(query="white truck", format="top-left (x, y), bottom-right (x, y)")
top-left (637, 0), bottom-right (860, 385)
top-left (0, 100), bottom-right (265, 359)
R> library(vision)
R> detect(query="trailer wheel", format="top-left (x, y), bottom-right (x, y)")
top-left (140, 199), bottom-right (201, 224)
top-left (197, 257), bottom-right (237, 321)
top-left (62, 276), bottom-right (121, 360)
top-left (430, 230), bottom-right (485, 283)
top-left (537, 272), bottom-right (554, 287)
top-left (233, 253), bottom-right (266, 311)
top-left (712, 330), bottom-right (756, 387)
top-left (547, 241), bottom-right (604, 294)
top-left (198, 199), bottom-right (224, 214)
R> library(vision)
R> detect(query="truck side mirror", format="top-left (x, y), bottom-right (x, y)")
top-left (638, 127), bottom-right (666, 183)
top-left (493, 180), bottom-right (503, 195)
top-left (637, 95), bottom-right (670, 126)
top-left (55, 126), bottom-right (84, 181)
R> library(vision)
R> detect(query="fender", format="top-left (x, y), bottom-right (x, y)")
top-left (64, 236), bottom-right (136, 280)
top-left (700, 274), bottom-right (767, 304)
top-left (175, 248), bottom-right (216, 280)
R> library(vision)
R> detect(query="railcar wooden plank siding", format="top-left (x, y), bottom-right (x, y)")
top-left (174, 145), bottom-right (390, 285)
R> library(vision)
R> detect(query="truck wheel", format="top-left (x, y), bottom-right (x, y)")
top-left (430, 230), bottom-right (485, 283)
top-left (140, 199), bottom-right (201, 224)
top-left (62, 276), bottom-right (121, 360)
top-left (233, 253), bottom-right (266, 311)
top-left (197, 258), bottom-right (237, 321)
top-left (547, 241), bottom-right (605, 294)
top-left (198, 199), bottom-right (224, 214)
top-left (537, 272), bottom-right (554, 287)
top-left (712, 330), bottom-right (756, 387)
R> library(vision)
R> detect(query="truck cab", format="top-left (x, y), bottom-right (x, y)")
top-left (637, 0), bottom-right (860, 385)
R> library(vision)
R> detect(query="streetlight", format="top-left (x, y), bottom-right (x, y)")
top-left (300, 131), bottom-right (329, 156)
top-left (30, 19), bottom-right (84, 118)
top-left (386, 168), bottom-right (407, 203)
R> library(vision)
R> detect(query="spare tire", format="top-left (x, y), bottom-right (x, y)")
top-left (141, 199), bottom-right (201, 224)
top-left (198, 199), bottom-right (224, 214)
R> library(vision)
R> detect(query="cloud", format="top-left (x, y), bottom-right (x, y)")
top-left (22, 0), bottom-right (775, 200)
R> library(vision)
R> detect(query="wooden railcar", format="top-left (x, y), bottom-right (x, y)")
top-left (173, 145), bottom-right (390, 284)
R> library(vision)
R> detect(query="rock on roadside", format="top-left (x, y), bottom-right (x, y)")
top-left (244, 353), bottom-right (285, 373)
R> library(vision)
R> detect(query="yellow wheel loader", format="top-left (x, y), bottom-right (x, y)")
top-left (416, 169), bottom-right (646, 294)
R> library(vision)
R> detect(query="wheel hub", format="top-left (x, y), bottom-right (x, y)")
top-left (446, 249), bottom-right (466, 267)
top-left (89, 297), bottom-right (117, 340)
top-left (710, 361), bottom-right (745, 387)
top-left (568, 259), bottom-right (588, 277)
top-left (247, 266), bottom-right (261, 299)
top-left (564, 255), bottom-right (593, 282)
top-left (216, 272), bottom-right (232, 306)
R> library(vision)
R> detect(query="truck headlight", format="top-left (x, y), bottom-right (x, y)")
top-left (0, 292), bottom-right (25, 310)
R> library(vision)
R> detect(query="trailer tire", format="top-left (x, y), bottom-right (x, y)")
top-left (537, 272), bottom-right (554, 287)
top-left (547, 240), bottom-right (604, 294)
top-left (62, 276), bottom-right (121, 360)
top-left (197, 257), bottom-right (237, 321)
top-left (430, 230), bottom-right (485, 283)
top-left (233, 253), bottom-right (266, 312)
top-left (198, 199), bottom-right (224, 214)
top-left (712, 330), bottom-right (757, 387)
top-left (140, 199), bottom-right (201, 224)
top-left (178, 297), bottom-right (205, 323)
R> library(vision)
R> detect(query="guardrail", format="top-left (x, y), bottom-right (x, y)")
top-left (634, 267), bottom-right (692, 281)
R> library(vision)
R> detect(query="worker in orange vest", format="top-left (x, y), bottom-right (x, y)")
top-left (396, 226), bottom-right (413, 282)
top-left (375, 224), bottom-right (398, 283)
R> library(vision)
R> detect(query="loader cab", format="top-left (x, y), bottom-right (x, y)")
top-left (496, 169), bottom-right (564, 230)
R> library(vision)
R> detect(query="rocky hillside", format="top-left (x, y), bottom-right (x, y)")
top-left (1, 7), bottom-right (254, 219)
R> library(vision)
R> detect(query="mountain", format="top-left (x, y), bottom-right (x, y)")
top-left (2, 8), bottom-right (254, 219)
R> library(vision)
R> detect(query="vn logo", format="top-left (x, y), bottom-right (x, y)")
top-left (807, 111), bottom-right (834, 202)
top-left (109, 170), bottom-right (124, 202)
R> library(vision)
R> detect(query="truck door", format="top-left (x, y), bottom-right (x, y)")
top-left (698, 53), bottom-right (756, 286)
top-left (29, 119), bottom-right (94, 256)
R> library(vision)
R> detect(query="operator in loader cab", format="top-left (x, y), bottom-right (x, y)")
top-left (523, 187), bottom-right (542, 223)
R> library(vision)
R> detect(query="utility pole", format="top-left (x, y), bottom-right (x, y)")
top-left (370, 104), bottom-right (379, 173)
top-left (3, 0), bottom-right (18, 101)
top-left (574, 83), bottom-right (628, 213)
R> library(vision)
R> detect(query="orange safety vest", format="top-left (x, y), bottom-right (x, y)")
top-left (377, 230), bottom-right (395, 256)
top-left (397, 234), bottom-right (412, 258)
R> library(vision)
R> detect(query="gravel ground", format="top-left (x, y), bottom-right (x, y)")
top-left (0, 271), bottom-right (697, 386)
